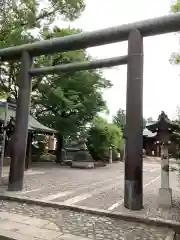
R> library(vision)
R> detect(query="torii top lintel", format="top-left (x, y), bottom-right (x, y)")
top-left (0, 13), bottom-right (180, 61)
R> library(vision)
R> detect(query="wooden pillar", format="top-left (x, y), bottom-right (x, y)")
top-left (124, 29), bottom-right (144, 210)
top-left (8, 52), bottom-right (32, 191)
top-left (25, 132), bottom-right (33, 170)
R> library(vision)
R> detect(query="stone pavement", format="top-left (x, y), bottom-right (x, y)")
top-left (0, 162), bottom-right (166, 211)
top-left (0, 201), bottom-right (175, 239)
top-left (1, 161), bottom-right (180, 223)
top-left (0, 211), bottom-right (89, 240)
top-left (1, 162), bottom-right (180, 238)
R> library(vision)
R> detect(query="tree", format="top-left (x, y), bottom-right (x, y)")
top-left (0, 0), bottom-right (85, 99)
top-left (87, 117), bottom-right (124, 161)
top-left (113, 109), bottom-right (126, 131)
top-left (173, 105), bottom-right (180, 125)
top-left (170, 1), bottom-right (180, 64)
top-left (171, 0), bottom-right (180, 12)
top-left (0, 0), bottom-right (112, 163)
top-left (30, 27), bottom-right (111, 163)
top-left (113, 108), bottom-right (148, 130)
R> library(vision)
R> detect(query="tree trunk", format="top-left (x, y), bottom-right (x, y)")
top-left (55, 133), bottom-right (63, 163)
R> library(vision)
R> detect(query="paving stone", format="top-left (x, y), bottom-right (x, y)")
top-left (0, 211), bottom-right (29, 222)
top-left (1, 200), bottom-right (169, 239)
top-left (23, 217), bottom-right (51, 227)
top-left (43, 222), bottom-right (60, 231)
top-left (0, 228), bottom-right (42, 240)
top-left (0, 200), bottom-right (171, 239)
top-left (0, 219), bottom-right (28, 231)
top-left (57, 234), bottom-right (91, 240)
top-left (17, 225), bottom-right (63, 240)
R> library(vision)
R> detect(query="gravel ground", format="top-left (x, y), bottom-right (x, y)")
top-left (0, 200), bottom-right (174, 240)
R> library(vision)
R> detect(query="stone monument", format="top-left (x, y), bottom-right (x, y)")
top-left (71, 134), bottom-right (95, 169)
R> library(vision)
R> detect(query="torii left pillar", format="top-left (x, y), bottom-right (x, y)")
top-left (124, 29), bottom-right (144, 210)
top-left (8, 52), bottom-right (32, 191)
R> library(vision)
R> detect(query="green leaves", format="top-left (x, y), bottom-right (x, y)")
top-left (0, 0), bottom-right (111, 142)
top-left (171, 0), bottom-right (180, 12)
top-left (113, 108), bottom-right (126, 130)
top-left (30, 23), bottom-right (111, 136)
top-left (170, 1), bottom-right (180, 65)
top-left (113, 109), bottom-right (148, 130)
top-left (87, 117), bottom-right (124, 159)
top-left (51, 0), bottom-right (85, 21)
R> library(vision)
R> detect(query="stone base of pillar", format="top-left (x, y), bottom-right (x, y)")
top-left (8, 180), bottom-right (23, 192)
top-left (124, 180), bottom-right (143, 210)
top-left (158, 188), bottom-right (172, 208)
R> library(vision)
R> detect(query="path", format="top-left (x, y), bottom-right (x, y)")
top-left (1, 161), bottom-right (180, 220)
top-left (1, 162), bottom-right (161, 208)
top-left (1, 161), bottom-right (180, 239)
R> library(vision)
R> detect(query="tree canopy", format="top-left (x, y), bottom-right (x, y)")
top-left (31, 27), bottom-right (111, 137)
top-left (0, 0), bottom-right (112, 162)
top-left (112, 108), bottom-right (126, 131)
top-left (171, 0), bottom-right (180, 14)
top-left (112, 108), bottom-right (149, 130)
top-left (87, 116), bottom-right (124, 161)
top-left (0, 0), bottom-right (86, 97)
top-left (170, 0), bottom-right (180, 64)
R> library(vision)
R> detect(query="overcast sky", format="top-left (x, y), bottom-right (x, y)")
top-left (58, 0), bottom-right (180, 121)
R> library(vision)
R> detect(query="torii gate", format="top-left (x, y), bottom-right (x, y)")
top-left (0, 12), bottom-right (180, 211)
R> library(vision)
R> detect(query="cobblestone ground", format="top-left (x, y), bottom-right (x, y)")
top-left (0, 200), bottom-right (173, 239)
top-left (1, 162), bottom-right (180, 226)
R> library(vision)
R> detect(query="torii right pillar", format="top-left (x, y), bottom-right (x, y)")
top-left (124, 29), bottom-right (143, 210)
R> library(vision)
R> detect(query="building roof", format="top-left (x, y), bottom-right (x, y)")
top-left (146, 111), bottom-right (180, 133)
top-left (143, 112), bottom-right (180, 140)
top-left (143, 128), bottom-right (157, 138)
top-left (0, 101), bottom-right (57, 134)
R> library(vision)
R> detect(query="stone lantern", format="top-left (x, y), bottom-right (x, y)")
top-left (109, 145), bottom-right (113, 164)
top-left (71, 132), bottom-right (94, 169)
top-left (147, 111), bottom-right (180, 207)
